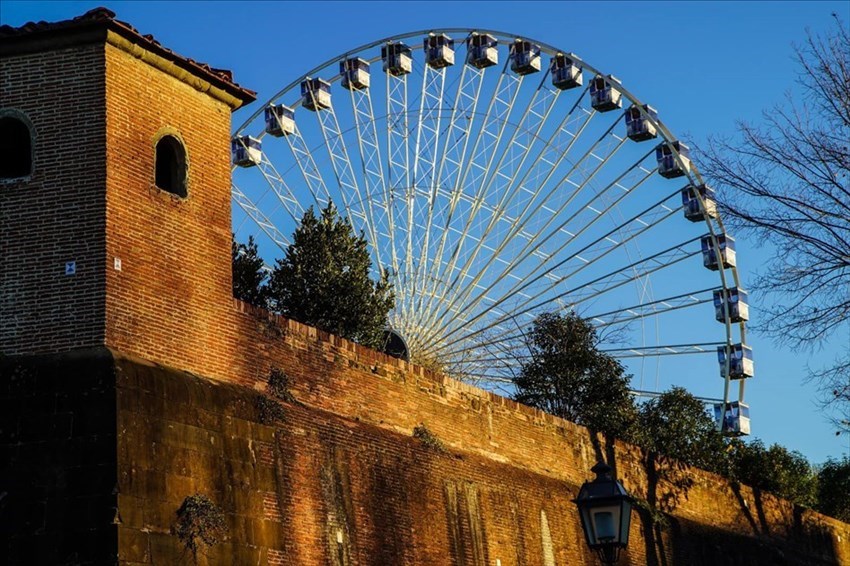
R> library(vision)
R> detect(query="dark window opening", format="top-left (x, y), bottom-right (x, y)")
top-left (381, 329), bottom-right (410, 361)
top-left (155, 135), bottom-right (187, 197)
top-left (0, 116), bottom-right (33, 179)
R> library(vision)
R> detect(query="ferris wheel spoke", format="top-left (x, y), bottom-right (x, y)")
top-left (413, 65), bottom-right (485, 318)
top-left (586, 288), bottom-right (715, 328)
top-left (310, 94), bottom-right (385, 281)
top-left (284, 125), bottom-right (333, 208)
top-left (422, 68), bottom-right (524, 321)
top-left (632, 389), bottom-right (724, 404)
top-left (420, 84), bottom-right (592, 326)
top-left (384, 70), bottom-right (412, 314)
top-left (254, 154), bottom-right (308, 223)
top-left (231, 183), bottom-right (290, 251)
top-left (399, 63), bottom-right (449, 320)
top-left (416, 89), bottom-right (594, 330)
top-left (423, 64), bottom-right (485, 279)
top-left (427, 161), bottom-right (669, 344)
top-left (425, 114), bottom-right (629, 334)
top-left (602, 343), bottom-right (725, 358)
top-left (417, 81), bottom-right (562, 328)
top-left (431, 146), bottom-right (656, 336)
top-left (411, 64), bottom-right (483, 319)
top-left (347, 85), bottom-right (396, 276)
top-left (427, 238), bottom-right (701, 358)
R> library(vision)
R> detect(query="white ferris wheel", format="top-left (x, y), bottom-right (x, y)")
top-left (230, 29), bottom-right (754, 436)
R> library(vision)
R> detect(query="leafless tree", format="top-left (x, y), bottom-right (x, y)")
top-left (695, 17), bottom-right (849, 434)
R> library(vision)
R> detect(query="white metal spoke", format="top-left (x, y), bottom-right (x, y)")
top-left (348, 86), bottom-right (395, 276)
top-left (428, 238), bottom-right (701, 358)
top-left (254, 154), bottom-right (307, 222)
top-left (312, 97), bottom-right (383, 276)
top-left (602, 343), bottom-right (725, 358)
top-left (231, 183), bottom-right (289, 251)
top-left (284, 124), bottom-right (332, 206)
top-left (426, 69), bottom-right (524, 317)
top-left (416, 78), bottom-right (562, 332)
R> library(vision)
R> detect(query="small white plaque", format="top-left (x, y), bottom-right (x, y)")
top-left (114, 257), bottom-right (122, 271)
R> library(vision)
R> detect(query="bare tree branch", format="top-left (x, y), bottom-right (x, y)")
top-left (695, 17), bottom-right (850, 423)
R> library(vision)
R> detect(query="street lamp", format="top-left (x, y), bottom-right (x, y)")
top-left (574, 461), bottom-right (634, 565)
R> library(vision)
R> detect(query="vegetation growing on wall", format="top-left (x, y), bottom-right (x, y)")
top-left (174, 494), bottom-right (227, 561)
top-left (413, 423), bottom-right (447, 453)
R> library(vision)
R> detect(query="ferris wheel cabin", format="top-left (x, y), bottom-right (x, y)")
top-left (590, 75), bottom-right (623, 112)
top-left (714, 401), bottom-right (751, 437)
top-left (656, 140), bottom-right (691, 178)
top-left (681, 184), bottom-right (718, 222)
top-left (382, 41), bottom-right (413, 76)
top-left (340, 57), bottom-right (370, 90)
top-left (424, 33), bottom-right (455, 69)
top-left (510, 40), bottom-right (541, 75)
top-left (466, 33), bottom-right (498, 69)
top-left (700, 234), bottom-right (736, 270)
top-left (713, 287), bottom-right (750, 323)
top-left (231, 136), bottom-right (262, 168)
top-left (625, 104), bottom-right (659, 142)
top-left (550, 53), bottom-right (582, 90)
top-left (264, 104), bottom-right (295, 137)
top-left (717, 343), bottom-right (754, 379)
top-left (301, 77), bottom-right (331, 111)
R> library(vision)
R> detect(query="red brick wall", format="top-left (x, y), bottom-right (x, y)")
top-left (0, 43), bottom-right (107, 354)
top-left (102, 43), bottom-right (236, 372)
top-left (108, 349), bottom-right (849, 565)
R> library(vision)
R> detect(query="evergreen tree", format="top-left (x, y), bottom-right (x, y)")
top-left (816, 457), bottom-right (850, 521)
top-left (512, 311), bottom-right (638, 439)
top-left (636, 386), bottom-right (727, 472)
top-left (232, 234), bottom-right (269, 308)
top-left (267, 202), bottom-right (394, 349)
top-left (729, 439), bottom-right (817, 508)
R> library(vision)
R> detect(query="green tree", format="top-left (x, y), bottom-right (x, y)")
top-left (729, 439), bottom-right (817, 507)
top-left (815, 457), bottom-right (850, 521)
top-left (512, 311), bottom-right (637, 439)
top-left (636, 387), bottom-right (727, 472)
top-left (231, 234), bottom-right (269, 307)
top-left (267, 202), bottom-right (395, 349)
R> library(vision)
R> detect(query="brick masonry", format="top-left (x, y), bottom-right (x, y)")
top-left (2, 12), bottom-right (850, 566)
top-left (2, 348), bottom-right (848, 565)
top-left (0, 43), bottom-right (107, 353)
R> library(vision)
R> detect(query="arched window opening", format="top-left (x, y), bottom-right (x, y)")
top-left (155, 135), bottom-right (187, 197)
top-left (381, 329), bottom-right (410, 361)
top-left (0, 116), bottom-right (33, 179)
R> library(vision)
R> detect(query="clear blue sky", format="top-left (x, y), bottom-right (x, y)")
top-left (3, 1), bottom-right (848, 464)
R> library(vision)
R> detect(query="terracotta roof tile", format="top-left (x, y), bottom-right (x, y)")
top-left (0, 7), bottom-right (256, 106)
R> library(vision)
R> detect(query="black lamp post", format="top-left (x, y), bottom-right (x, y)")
top-left (574, 462), bottom-right (634, 565)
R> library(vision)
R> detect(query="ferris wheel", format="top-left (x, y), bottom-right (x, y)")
top-left (230, 29), bottom-right (753, 436)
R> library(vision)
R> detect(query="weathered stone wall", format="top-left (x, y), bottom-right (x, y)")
top-left (3, 343), bottom-right (848, 565)
top-left (0, 350), bottom-right (117, 564)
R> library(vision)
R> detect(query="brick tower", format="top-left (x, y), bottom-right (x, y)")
top-left (0, 8), bottom-right (255, 369)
